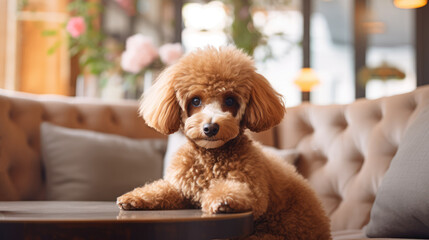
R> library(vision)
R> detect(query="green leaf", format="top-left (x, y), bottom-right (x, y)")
top-left (69, 46), bottom-right (80, 56)
top-left (41, 30), bottom-right (58, 37)
top-left (47, 40), bottom-right (62, 55)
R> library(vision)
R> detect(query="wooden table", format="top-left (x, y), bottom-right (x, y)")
top-left (0, 201), bottom-right (253, 240)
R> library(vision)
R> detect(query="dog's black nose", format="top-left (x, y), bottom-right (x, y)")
top-left (203, 123), bottom-right (219, 137)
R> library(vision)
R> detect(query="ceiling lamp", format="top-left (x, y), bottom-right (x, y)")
top-left (394, 0), bottom-right (427, 9)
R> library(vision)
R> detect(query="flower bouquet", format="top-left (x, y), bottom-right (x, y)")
top-left (120, 33), bottom-right (184, 98)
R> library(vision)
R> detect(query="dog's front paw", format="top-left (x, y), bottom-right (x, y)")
top-left (212, 200), bottom-right (234, 213)
top-left (117, 194), bottom-right (145, 210)
top-left (202, 197), bottom-right (249, 214)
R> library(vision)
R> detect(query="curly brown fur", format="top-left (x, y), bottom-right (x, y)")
top-left (117, 46), bottom-right (331, 239)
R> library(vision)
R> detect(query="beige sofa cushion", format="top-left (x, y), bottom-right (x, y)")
top-left (332, 229), bottom-right (366, 240)
top-left (276, 86), bottom-right (429, 231)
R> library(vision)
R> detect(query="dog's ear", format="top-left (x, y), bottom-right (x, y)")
top-left (243, 73), bottom-right (285, 132)
top-left (139, 66), bottom-right (180, 135)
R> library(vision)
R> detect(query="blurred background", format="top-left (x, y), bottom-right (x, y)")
top-left (0, 0), bottom-right (428, 107)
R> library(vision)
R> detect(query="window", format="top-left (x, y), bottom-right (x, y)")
top-left (365, 0), bottom-right (416, 99)
top-left (311, 0), bottom-right (354, 104)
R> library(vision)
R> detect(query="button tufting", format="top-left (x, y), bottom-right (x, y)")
top-left (300, 120), bottom-right (314, 134)
top-left (312, 149), bottom-right (328, 165)
top-left (307, 126), bottom-right (314, 134)
top-left (41, 112), bottom-right (48, 121)
top-left (353, 151), bottom-right (365, 167)
top-left (334, 193), bottom-right (343, 203)
top-left (353, 155), bottom-right (364, 174)
top-left (337, 118), bottom-right (348, 131)
top-left (409, 97), bottom-right (418, 111)
top-left (374, 108), bottom-right (383, 121)
top-left (77, 114), bottom-right (84, 123)
top-left (8, 110), bottom-right (14, 120)
top-left (297, 113), bottom-right (314, 134)
top-left (111, 114), bottom-right (118, 124)
top-left (27, 136), bottom-right (34, 148)
top-left (368, 195), bottom-right (376, 204)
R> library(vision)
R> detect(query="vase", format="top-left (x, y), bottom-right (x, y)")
top-left (75, 75), bottom-right (99, 97)
top-left (143, 69), bottom-right (162, 94)
top-left (121, 69), bottom-right (162, 100)
top-left (100, 74), bottom-right (125, 100)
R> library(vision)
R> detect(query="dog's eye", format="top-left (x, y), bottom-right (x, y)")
top-left (191, 97), bottom-right (201, 107)
top-left (225, 97), bottom-right (235, 107)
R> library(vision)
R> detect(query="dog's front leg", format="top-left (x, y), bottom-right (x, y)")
top-left (201, 180), bottom-right (255, 214)
top-left (117, 179), bottom-right (188, 210)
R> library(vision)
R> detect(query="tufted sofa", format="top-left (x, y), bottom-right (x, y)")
top-left (1, 85), bottom-right (429, 239)
top-left (0, 90), bottom-right (165, 201)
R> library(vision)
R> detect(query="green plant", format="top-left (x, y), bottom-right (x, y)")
top-left (42, 0), bottom-right (112, 76)
top-left (67, 0), bottom-right (112, 76)
top-left (229, 0), bottom-right (262, 56)
top-left (224, 0), bottom-right (293, 60)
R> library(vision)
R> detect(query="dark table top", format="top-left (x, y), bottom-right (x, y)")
top-left (0, 201), bottom-right (253, 240)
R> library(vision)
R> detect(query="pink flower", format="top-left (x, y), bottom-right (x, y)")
top-left (159, 43), bottom-right (183, 65)
top-left (121, 51), bottom-right (145, 73)
top-left (121, 34), bottom-right (158, 73)
top-left (66, 17), bottom-right (86, 38)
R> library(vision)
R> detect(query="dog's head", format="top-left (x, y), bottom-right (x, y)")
top-left (140, 46), bottom-right (285, 149)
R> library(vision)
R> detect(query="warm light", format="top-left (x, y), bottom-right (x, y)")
top-left (394, 0), bottom-right (427, 9)
top-left (183, 1), bottom-right (228, 31)
top-left (294, 68), bottom-right (320, 92)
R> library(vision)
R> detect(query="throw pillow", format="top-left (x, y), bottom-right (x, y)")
top-left (365, 107), bottom-right (429, 238)
top-left (41, 122), bottom-right (167, 201)
top-left (163, 132), bottom-right (300, 176)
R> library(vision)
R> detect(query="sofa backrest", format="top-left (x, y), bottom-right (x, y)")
top-left (276, 85), bottom-right (429, 231)
top-left (0, 90), bottom-right (166, 201)
top-left (0, 89), bottom-right (277, 201)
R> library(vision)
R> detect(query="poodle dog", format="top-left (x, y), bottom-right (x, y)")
top-left (117, 46), bottom-right (331, 240)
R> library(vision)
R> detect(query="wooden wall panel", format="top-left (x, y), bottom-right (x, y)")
top-left (18, 0), bottom-right (70, 95)
top-left (19, 21), bottom-right (69, 95)
top-left (0, 0), bottom-right (6, 88)
top-left (354, 0), bottom-right (368, 99)
top-left (416, 4), bottom-right (429, 86)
